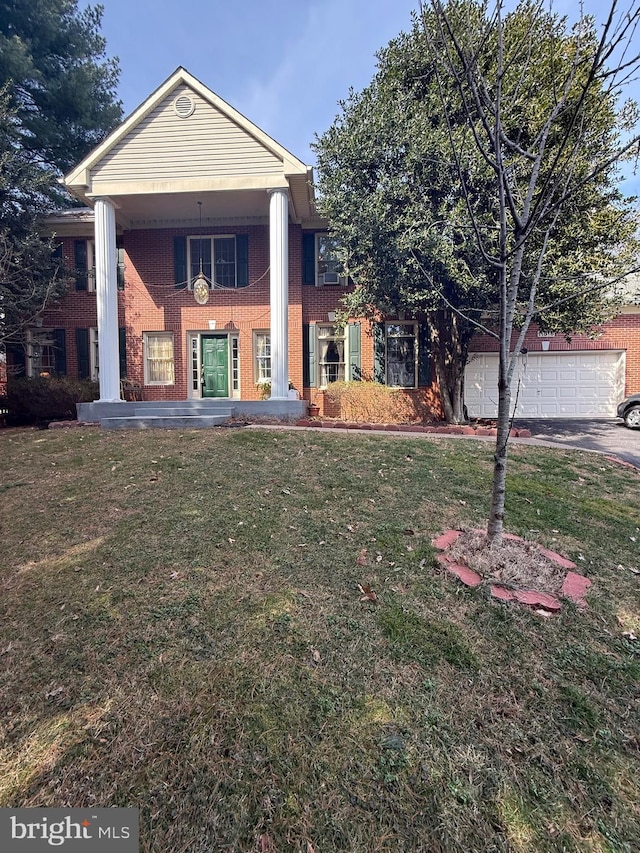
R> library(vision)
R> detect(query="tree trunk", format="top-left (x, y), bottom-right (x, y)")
top-left (487, 365), bottom-right (511, 546)
top-left (428, 309), bottom-right (472, 424)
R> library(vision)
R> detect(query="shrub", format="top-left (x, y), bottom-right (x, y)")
top-left (5, 376), bottom-right (99, 425)
top-left (323, 381), bottom-right (421, 424)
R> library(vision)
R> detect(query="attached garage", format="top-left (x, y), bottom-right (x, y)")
top-left (465, 350), bottom-right (626, 418)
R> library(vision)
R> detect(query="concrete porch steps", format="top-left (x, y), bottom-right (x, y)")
top-left (77, 398), bottom-right (306, 429)
top-left (99, 403), bottom-right (236, 430)
top-left (100, 413), bottom-right (231, 430)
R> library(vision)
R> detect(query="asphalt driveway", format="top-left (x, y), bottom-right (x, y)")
top-left (514, 418), bottom-right (640, 468)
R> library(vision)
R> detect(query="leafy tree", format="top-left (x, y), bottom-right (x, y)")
top-left (314, 0), bottom-right (639, 543)
top-left (0, 0), bottom-right (121, 346)
top-left (313, 1), bottom-right (639, 431)
top-left (422, 0), bottom-right (639, 543)
top-left (0, 0), bottom-right (122, 175)
top-left (0, 88), bottom-right (67, 347)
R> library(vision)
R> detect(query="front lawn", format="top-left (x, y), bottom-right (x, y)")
top-left (0, 426), bottom-right (638, 852)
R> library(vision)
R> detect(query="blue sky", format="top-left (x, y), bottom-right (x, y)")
top-left (92, 0), bottom-right (420, 165)
top-left (90, 0), bottom-right (639, 192)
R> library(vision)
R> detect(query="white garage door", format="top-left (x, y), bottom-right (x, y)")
top-left (465, 350), bottom-right (626, 418)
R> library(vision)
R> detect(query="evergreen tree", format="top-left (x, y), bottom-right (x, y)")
top-left (0, 0), bottom-right (121, 344)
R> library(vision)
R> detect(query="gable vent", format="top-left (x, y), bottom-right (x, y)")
top-left (174, 94), bottom-right (195, 118)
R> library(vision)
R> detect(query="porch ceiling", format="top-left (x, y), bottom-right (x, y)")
top-left (107, 189), bottom-right (272, 229)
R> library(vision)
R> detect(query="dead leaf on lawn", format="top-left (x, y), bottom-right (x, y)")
top-left (356, 548), bottom-right (368, 566)
top-left (358, 583), bottom-right (378, 603)
top-left (260, 834), bottom-right (275, 853)
top-left (311, 648), bottom-right (321, 663)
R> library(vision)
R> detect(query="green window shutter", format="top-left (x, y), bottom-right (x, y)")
top-left (116, 243), bottom-right (125, 290)
top-left (303, 324), bottom-right (316, 387)
top-left (74, 240), bottom-right (88, 290)
top-left (373, 322), bottom-right (386, 384)
top-left (348, 322), bottom-right (361, 381)
top-left (418, 323), bottom-right (431, 387)
top-left (76, 328), bottom-right (90, 379)
top-left (53, 329), bottom-right (66, 375)
top-left (119, 327), bottom-right (127, 379)
top-left (236, 234), bottom-right (249, 287)
top-left (174, 236), bottom-right (187, 289)
top-left (302, 233), bottom-right (316, 285)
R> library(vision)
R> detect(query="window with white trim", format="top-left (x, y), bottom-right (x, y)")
top-left (318, 324), bottom-right (346, 387)
top-left (386, 323), bottom-right (418, 388)
top-left (254, 331), bottom-right (271, 384)
top-left (27, 329), bottom-right (57, 377)
top-left (316, 235), bottom-right (344, 286)
top-left (144, 332), bottom-right (175, 385)
top-left (87, 240), bottom-right (96, 290)
top-left (89, 327), bottom-right (99, 381)
top-left (188, 236), bottom-right (237, 288)
top-left (232, 336), bottom-right (239, 392)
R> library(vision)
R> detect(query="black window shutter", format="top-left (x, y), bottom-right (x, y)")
top-left (303, 324), bottom-right (316, 387)
top-left (53, 329), bottom-right (66, 375)
top-left (373, 322), bottom-right (386, 384)
top-left (76, 328), bottom-right (90, 379)
top-left (74, 240), bottom-right (88, 290)
top-left (348, 322), bottom-right (361, 381)
top-left (7, 342), bottom-right (26, 376)
top-left (302, 234), bottom-right (316, 285)
top-left (174, 236), bottom-right (187, 289)
top-left (116, 241), bottom-right (125, 290)
top-left (236, 234), bottom-right (249, 287)
top-left (418, 323), bottom-right (431, 387)
top-left (119, 327), bottom-right (127, 378)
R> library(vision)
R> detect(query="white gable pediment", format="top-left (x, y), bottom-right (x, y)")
top-left (91, 83), bottom-right (284, 188)
top-left (65, 68), bottom-right (310, 204)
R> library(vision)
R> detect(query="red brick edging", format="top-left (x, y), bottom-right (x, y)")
top-left (432, 529), bottom-right (591, 612)
top-left (296, 419), bottom-right (532, 438)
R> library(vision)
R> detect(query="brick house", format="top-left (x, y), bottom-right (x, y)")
top-left (7, 67), bottom-right (439, 425)
top-left (6, 67), bottom-right (639, 423)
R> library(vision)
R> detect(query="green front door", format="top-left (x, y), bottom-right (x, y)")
top-left (201, 335), bottom-right (229, 398)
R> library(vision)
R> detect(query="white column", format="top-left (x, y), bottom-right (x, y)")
top-left (268, 188), bottom-right (289, 399)
top-left (94, 197), bottom-right (121, 402)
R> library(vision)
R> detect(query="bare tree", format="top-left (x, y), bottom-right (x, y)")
top-left (422, 0), bottom-right (640, 545)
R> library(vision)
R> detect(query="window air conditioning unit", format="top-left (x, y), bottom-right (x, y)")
top-left (319, 272), bottom-right (348, 286)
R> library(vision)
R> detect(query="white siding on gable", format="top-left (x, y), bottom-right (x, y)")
top-left (91, 85), bottom-right (284, 184)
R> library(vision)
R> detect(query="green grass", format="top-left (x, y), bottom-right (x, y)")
top-left (0, 425), bottom-right (639, 852)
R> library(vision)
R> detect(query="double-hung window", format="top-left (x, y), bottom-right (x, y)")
top-left (316, 235), bottom-right (344, 286)
top-left (27, 330), bottom-right (57, 377)
top-left (386, 324), bottom-right (418, 388)
top-left (318, 325), bottom-right (346, 386)
top-left (74, 239), bottom-right (95, 291)
top-left (303, 234), bottom-right (346, 287)
top-left (144, 332), bottom-right (175, 385)
top-left (90, 328), bottom-right (99, 381)
top-left (189, 236), bottom-right (237, 288)
top-left (74, 239), bottom-right (125, 290)
top-left (254, 331), bottom-right (271, 384)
